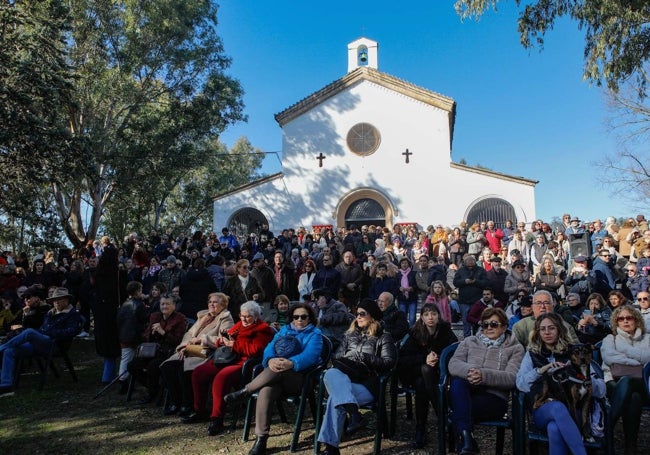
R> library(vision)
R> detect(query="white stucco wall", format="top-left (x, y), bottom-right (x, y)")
top-left (213, 78), bottom-right (536, 233)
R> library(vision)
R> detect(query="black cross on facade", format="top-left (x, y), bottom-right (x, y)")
top-left (402, 148), bottom-right (412, 164)
top-left (316, 152), bottom-right (326, 168)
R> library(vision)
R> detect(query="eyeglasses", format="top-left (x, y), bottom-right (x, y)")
top-left (617, 316), bottom-right (635, 322)
top-left (637, 297), bottom-right (649, 302)
top-left (480, 321), bottom-right (503, 329)
top-left (356, 311), bottom-right (368, 318)
top-left (292, 314), bottom-right (309, 321)
top-left (533, 301), bottom-right (552, 306)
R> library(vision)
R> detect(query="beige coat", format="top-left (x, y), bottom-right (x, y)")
top-left (163, 308), bottom-right (234, 371)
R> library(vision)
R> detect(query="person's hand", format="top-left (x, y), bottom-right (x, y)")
top-left (252, 293), bottom-right (260, 301)
top-left (222, 337), bottom-right (234, 347)
top-left (189, 337), bottom-right (200, 344)
top-left (538, 361), bottom-right (566, 374)
top-left (467, 368), bottom-right (482, 385)
top-left (178, 348), bottom-right (186, 360)
top-left (268, 357), bottom-right (293, 373)
top-left (347, 283), bottom-right (356, 290)
top-left (426, 351), bottom-right (438, 367)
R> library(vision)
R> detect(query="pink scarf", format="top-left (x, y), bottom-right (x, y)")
top-left (400, 267), bottom-right (411, 298)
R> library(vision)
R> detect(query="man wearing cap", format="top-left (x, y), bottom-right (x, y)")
top-left (313, 288), bottom-right (352, 350)
top-left (9, 286), bottom-right (51, 334)
top-left (250, 252), bottom-right (276, 309)
top-left (565, 217), bottom-right (585, 235)
top-left (512, 290), bottom-right (578, 347)
top-left (486, 257), bottom-right (508, 304)
top-left (158, 255), bottom-right (185, 292)
top-left (507, 295), bottom-right (533, 329)
top-left (0, 287), bottom-right (81, 396)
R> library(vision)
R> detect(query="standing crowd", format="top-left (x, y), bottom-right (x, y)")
top-left (1, 213), bottom-right (650, 454)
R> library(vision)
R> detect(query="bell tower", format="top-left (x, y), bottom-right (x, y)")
top-left (347, 37), bottom-right (378, 73)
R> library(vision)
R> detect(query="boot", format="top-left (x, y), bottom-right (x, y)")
top-left (457, 429), bottom-right (479, 455)
top-left (248, 435), bottom-right (268, 455)
top-left (343, 403), bottom-right (367, 435)
top-left (224, 387), bottom-right (251, 404)
top-left (207, 417), bottom-right (224, 436)
top-left (117, 380), bottom-right (129, 395)
top-left (413, 425), bottom-right (426, 448)
top-left (321, 443), bottom-right (340, 455)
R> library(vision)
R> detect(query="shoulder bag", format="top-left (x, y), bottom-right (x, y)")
top-left (212, 345), bottom-right (240, 366)
top-left (610, 363), bottom-right (642, 380)
top-left (136, 342), bottom-right (161, 359)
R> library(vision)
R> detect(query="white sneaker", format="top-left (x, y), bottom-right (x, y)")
top-left (76, 331), bottom-right (90, 338)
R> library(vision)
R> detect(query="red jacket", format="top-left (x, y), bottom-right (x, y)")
top-left (228, 319), bottom-right (274, 365)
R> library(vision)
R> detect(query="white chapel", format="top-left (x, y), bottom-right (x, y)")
top-left (213, 37), bottom-right (537, 233)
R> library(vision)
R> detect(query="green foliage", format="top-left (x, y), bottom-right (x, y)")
top-left (455, 0), bottom-right (650, 97)
top-left (51, 0), bottom-right (246, 247)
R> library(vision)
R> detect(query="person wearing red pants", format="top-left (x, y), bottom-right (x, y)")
top-left (183, 301), bottom-right (273, 436)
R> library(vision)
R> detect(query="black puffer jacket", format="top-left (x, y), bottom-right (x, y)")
top-left (333, 325), bottom-right (397, 398)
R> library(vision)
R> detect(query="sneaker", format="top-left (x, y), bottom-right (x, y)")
top-left (76, 331), bottom-right (90, 338)
top-left (0, 385), bottom-right (15, 398)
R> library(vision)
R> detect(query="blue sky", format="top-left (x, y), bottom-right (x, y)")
top-left (216, 1), bottom-right (630, 223)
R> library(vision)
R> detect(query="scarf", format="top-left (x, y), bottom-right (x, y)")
top-left (195, 313), bottom-right (216, 334)
top-left (400, 267), bottom-right (411, 298)
top-left (148, 264), bottom-right (162, 276)
top-left (477, 331), bottom-right (506, 348)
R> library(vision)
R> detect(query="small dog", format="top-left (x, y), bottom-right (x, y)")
top-left (532, 343), bottom-right (594, 441)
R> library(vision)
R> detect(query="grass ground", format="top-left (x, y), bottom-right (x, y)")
top-left (0, 338), bottom-right (646, 454)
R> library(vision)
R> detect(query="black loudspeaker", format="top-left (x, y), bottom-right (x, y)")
top-left (568, 233), bottom-right (592, 258)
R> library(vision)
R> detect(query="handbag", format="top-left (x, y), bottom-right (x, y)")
top-left (184, 344), bottom-right (209, 359)
top-left (212, 345), bottom-right (240, 366)
top-left (332, 357), bottom-right (371, 383)
top-left (136, 342), bottom-right (160, 359)
top-left (610, 363), bottom-right (643, 380)
top-left (274, 335), bottom-right (302, 358)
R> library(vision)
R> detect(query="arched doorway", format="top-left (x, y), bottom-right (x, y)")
top-left (344, 198), bottom-right (385, 228)
top-left (335, 188), bottom-right (395, 228)
top-left (227, 208), bottom-right (268, 236)
top-left (466, 198), bottom-right (517, 229)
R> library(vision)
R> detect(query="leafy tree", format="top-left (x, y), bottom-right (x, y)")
top-left (455, 0), bottom-right (650, 97)
top-left (101, 137), bottom-right (264, 241)
top-left (48, 0), bottom-right (245, 248)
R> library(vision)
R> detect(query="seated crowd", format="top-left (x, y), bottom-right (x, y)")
top-left (0, 213), bottom-right (649, 454)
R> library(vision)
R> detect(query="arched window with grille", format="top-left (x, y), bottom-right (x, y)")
top-left (466, 198), bottom-right (517, 229)
top-left (227, 208), bottom-right (268, 236)
top-left (344, 198), bottom-right (385, 228)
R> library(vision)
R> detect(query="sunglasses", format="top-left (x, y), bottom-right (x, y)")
top-left (356, 311), bottom-right (368, 318)
top-left (617, 316), bottom-right (635, 322)
top-left (292, 314), bottom-right (309, 321)
top-left (637, 297), bottom-right (649, 302)
top-left (480, 321), bottom-right (503, 329)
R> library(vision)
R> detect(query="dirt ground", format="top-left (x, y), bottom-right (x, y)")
top-left (0, 338), bottom-right (646, 455)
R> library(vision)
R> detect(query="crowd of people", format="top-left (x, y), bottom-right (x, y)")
top-left (0, 213), bottom-right (649, 454)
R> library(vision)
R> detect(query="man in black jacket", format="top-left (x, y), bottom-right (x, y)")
top-left (453, 256), bottom-right (489, 337)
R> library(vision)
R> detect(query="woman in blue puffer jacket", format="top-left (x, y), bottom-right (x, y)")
top-left (224, 302), bottom-right (323, 455)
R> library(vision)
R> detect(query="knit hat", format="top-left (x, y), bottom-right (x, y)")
top-left (357, 298), bottom-right (382, 321)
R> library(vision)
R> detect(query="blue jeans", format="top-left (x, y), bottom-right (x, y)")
top-left (317, 368), bottom-right (374, 447)
top-left (459, 303), bottom-right (472, 337)
top-left (399, 300), bottom-right (417, 326)
top-left (449, 377), bottom-right (507, 435)
top-left (532, 400), bottom-right (586, 455)
top-left (0, 328), bottom-right (53, 387)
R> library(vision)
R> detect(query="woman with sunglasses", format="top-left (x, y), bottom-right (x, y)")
top-left (600, 305), bottom-right (650, 454)
top-left (222, 259), bottom-right (264, 319)
top-left (448, 308), bottom-right (524, 454)
top-left (517, 313), bottom-right (605, 455)
top-left (224, 303), bottom-right (323, 455)
top-left (317, 298), bottom-right (397, 455)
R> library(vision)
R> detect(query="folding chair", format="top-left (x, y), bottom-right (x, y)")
top-left (15, 338), bottom-right (78, 391)
top-left (517, 360), bottom-right (614, 455)
top-left (437, 342), bottom-right (518, 455)
top-left (313, 352), bottom-right (398, 455)
top-left (242, 335), bottom-right (333, 451)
